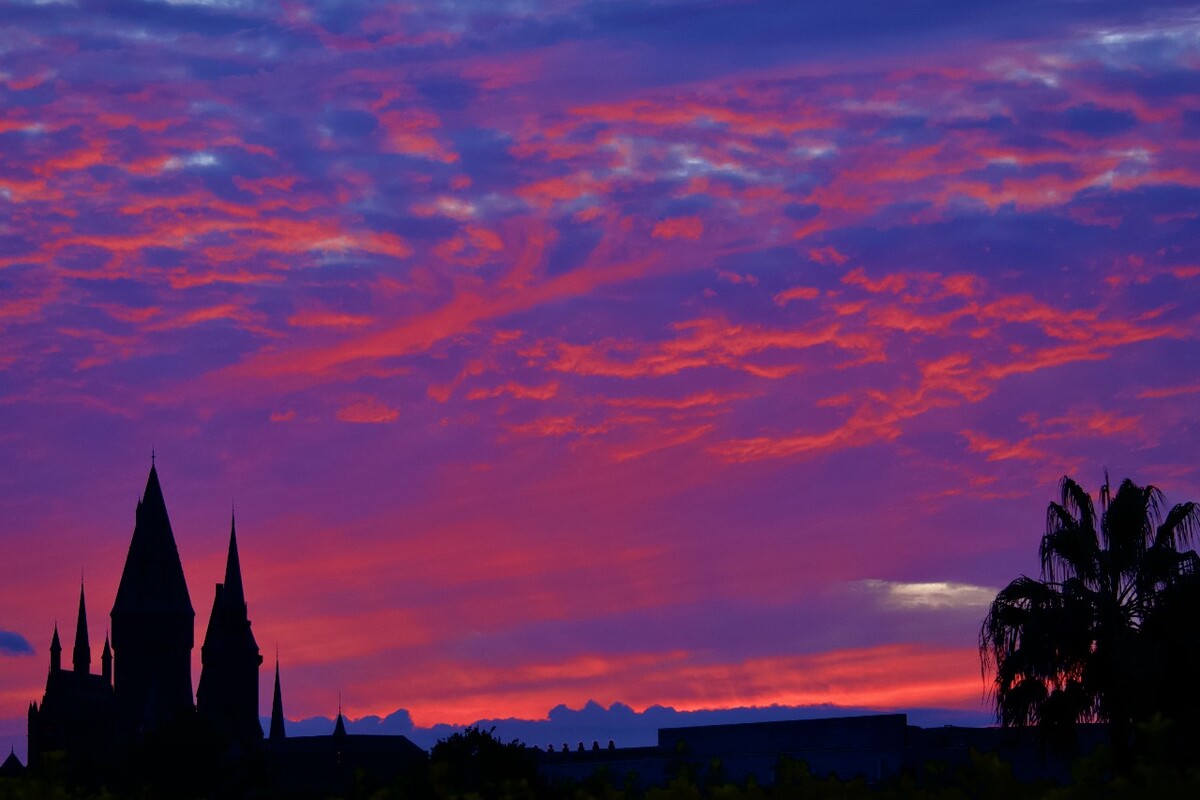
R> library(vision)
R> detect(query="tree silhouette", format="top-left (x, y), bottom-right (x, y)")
top-left (429, 725), bottom-right (541, 799)
top-left (980, 475), bottom-right (1200, 764)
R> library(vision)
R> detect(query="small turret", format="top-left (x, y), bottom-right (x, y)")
top-left (49, 625), bottom-right (61, 674)
top-left (73, 583), bottom-right (91, 674)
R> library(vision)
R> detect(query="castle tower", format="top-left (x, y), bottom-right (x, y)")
top-left (73, 584), bottom-right (90, 675)
top-left (110, 463), bottom-right (195, 736)
top-left (197, 514), bottom-right (264, 742)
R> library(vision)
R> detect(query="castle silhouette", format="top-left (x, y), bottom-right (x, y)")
top-left (26, 462), bottom-right (423, 790)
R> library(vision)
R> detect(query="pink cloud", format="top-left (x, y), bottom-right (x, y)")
top-left (466, 381), bottom-right (560, 401)
top-left (807, 246), bottom-right (848, 266)
top-left (652, 217), bottom-right (704, 240)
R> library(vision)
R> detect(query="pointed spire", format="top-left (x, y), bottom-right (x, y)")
top-left (142, 461), bottom-right (165, 519)
top-left (223, 511), bottom-right (246, 611)
top-left (269, 656), bottom-right (286, 740)
top-left (101, 632), bottom-right (113, 685)
top-left (73, 582), bottom-right (91, 674)
top-left (49, 624), bottom-right (61, 673)
top-left (333, 693), bottom-right (346, 737)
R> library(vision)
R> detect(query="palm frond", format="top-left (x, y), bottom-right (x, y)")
top-left (1059, 476), bottom-right (1095, 534)
top-left (1156, 501), bottom-right (1200, 550)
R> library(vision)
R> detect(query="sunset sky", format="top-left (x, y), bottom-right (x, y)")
top-left (3, 0), bottom-right (1200, 757)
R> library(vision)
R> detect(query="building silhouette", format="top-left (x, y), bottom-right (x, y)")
top-left (196, 514), bottom-right (264, 745)
top-left (25, 462), bottom-right (424, 791)
top-left (26, 587), bottom-right (115, 773)
top-left (27, 463), bottom-right (238, 766)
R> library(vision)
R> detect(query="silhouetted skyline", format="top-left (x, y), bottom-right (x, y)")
top-left (2, 0), bottom-right (1199, 765)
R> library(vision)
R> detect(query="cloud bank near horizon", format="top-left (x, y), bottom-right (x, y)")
top-left (281, 699), bottom-right (996, 751)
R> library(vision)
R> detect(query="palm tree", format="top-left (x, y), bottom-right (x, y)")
top-left (980, 475), bottom-right (1200, 762)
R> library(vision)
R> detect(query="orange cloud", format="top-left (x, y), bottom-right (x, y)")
top-left (711, 352), bottom-right (988, 462)
top-left (717, 270), bottom-right (757, 285)
top-left (288, 311), bottom-right (374, 328)
top-left (466, 381), bottom-right (560, 401)
top-left (1138, 383), bottom-right (1200, 399)
top-left (959, 430), bottom-right (1049, 463)
top-left (605, 391), bottom-right (747, 410)
top-left (774, 286), bottom-right (820, 305)
top-left (213, 249), bottom-right (662, 390)
top-left (610, 423), bottom-right (715, 462)
top-left (336, 396), bottom-right (399, 423)
top-left (377, 109), bottom-right (459, 163)
top-left (146, 303), bottom-right (264, 332)
top-left (99, 304), bottom-right (161, 324)
top-left (168, 268), bottom-right (285, 290)
top-left (506, 415), bottom-right (608, 439)
top-left (842, 267), bottom-right (908, 294)
top-left (232, 175), bottom-right (299, 194)
top-left (547, 317), bottom-right (878, 380)
top-left (652, 217), bottom-right (704, 240)
top-left (564, 97), bottom-right (834, 140)
top-left (1040, 408), bottom-right (1143, 437)
top-left (516, 173), bottom-right (613, 210)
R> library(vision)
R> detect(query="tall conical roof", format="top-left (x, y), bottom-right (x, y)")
top-left (112, 465), bottom-right (193, 618)
top-left (73, 583), bottom-right (90, 673)
top-left (269, 657), bottom-right (286, 740)
top-left (50, 624), bottom-right (61, 654)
